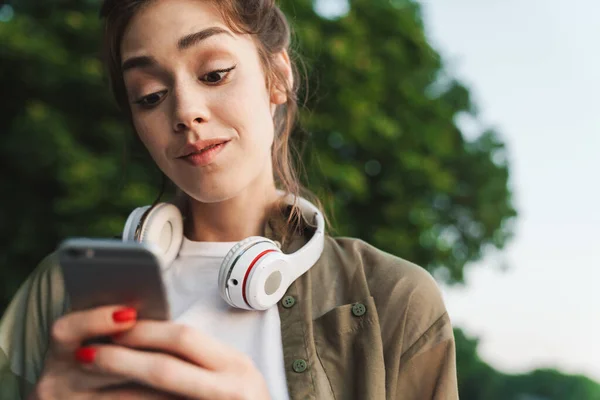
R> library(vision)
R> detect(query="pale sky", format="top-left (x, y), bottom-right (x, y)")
top-left (421, 0), bottom-right (600, 381)
top-left (316, 0), bottom-right (600, 382)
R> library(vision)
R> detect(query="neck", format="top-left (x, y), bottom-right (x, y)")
top-left (185, 174), bottom-right (280, 243)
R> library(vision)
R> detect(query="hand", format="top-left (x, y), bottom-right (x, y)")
top-left (31, 305), bottom-right (177, 400)
top-left (77, 321), bottom-right (272, 400)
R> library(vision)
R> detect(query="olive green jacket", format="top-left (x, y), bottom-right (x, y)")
top-left (0, 230), bottom-right (458, 399)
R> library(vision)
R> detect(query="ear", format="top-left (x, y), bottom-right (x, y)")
top-left (270, 49), bottom-right (294, 107)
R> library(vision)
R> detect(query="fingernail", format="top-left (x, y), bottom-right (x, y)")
top-left (113, 308), bottom-right (137, 323)
top-left (75, 347), bottom-right (96, 364)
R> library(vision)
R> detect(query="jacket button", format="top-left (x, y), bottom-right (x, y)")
top-left (282, 296), bottom-right (296, 308)
top-left (292, 359), bottom-right (308, 373)
top-left (352, 303), bottom-right (367, 317)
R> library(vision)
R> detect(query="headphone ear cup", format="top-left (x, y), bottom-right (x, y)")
top-left (219, 237), bottom-right (289, 311)
top-left (122, 203), bottom-right (184, 265)
top-left (245, 251), bottom-right (290, 310)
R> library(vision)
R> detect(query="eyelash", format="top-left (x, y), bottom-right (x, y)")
top-left (133, 65), bottom-right (237, 109)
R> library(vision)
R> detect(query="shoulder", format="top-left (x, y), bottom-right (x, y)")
top-left (322, 235), bottom-right (444, 303)
top-left (320, 236), bottom-right (453, 356)
top-left (323, 236), bottom-right (438, 284)
top-left (1, 250), bottom-right (67, 339)
top-left (0, 251), bottom-right (67, 395)
top-left (17, 252), bottom-right (67, 318)
top-left (25, 251), bottom-right (65, 296)
top-left (3, 251), bottom-right (66, 313)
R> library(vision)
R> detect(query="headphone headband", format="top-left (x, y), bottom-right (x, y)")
top-left (276, 191), bottom-right (325, 279)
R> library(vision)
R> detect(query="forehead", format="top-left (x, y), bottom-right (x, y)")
top-left (121, 0), bottom-right (238, 57)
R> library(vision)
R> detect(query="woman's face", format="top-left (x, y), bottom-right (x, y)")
top-left (121, 0), bottom-right (287, 203)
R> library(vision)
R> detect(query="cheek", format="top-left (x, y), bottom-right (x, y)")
top-left (218, 75), bottom-right (274, 144)
top-left (132, 115), bottom-right (169, 159)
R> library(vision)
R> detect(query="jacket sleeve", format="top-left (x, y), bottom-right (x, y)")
top-left (371, 251), bottom-right (459, 400)
top-left (395, 313), bottom-right (459, 400)
top-left (0, 253), bottom-right (68, 400)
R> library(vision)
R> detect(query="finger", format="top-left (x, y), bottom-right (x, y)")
top-left (113, 321), bottom-right (238, 370)
top-left (68, 366), bottom-right (133, 392)
top-left (94, 384), bottom-right (181, 400)
top-left (86, 344), bottom-right (227, 400)
top-left (50, 305), bottom-right (138, 354)
top-left (40, 347), bottom-right (133, 392)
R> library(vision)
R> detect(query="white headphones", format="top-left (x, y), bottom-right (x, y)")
top-left (122, 192), bottom-right (325, 311)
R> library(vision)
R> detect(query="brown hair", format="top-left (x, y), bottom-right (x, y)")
top-left (100, 0), bottom-right (326, 243)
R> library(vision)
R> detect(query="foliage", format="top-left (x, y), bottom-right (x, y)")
top-left (0, 0), bottom-right (515, 305)
top-left (455, 329), bottom-right (600, 399)
top-left (0, 0), bottom-right (158, 302)
top-left (279, 0), bottom-right (516, 283)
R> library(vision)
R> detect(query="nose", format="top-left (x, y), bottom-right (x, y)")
top-left (171, 85), bottom-right (210, 133)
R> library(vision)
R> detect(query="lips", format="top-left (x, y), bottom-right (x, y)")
top-left (182, 143), bottom-right (221, 157)
top-left (191, 143), bottom-right (219, 154)
top-left (177, 139), bottom-right (231, 167)
top-left (177, 138), bottom-right (231, 159)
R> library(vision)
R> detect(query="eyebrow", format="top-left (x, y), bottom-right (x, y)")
top-left (178, 26), bottom-right (232, 50)
top-left (121, 26), bottom-right (233, 72)
top-left (121, 55), bottom-right (156, 72)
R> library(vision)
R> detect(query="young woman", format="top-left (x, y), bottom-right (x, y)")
top-left (0, 0), bottom-right (459, 399)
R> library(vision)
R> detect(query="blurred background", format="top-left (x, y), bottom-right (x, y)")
top-left (0, 0), bottom-right (598, 398)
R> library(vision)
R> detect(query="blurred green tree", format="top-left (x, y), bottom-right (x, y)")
top-left (0, 0), bottom-right (515, 307)
top-left (455, 329), bottom-right (600, 399)
top-left (0, 0), bottom-right (160, 304)
top-left (280, 0), bottom-right (516, 283)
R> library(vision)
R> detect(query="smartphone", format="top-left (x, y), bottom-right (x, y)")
top-left (58, 238), bottom-right (171, 321)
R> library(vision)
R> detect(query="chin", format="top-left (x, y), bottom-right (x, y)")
top-left (171, 157), bottom-right (273, 205)
top-left (184, 186), bottom-right (236, 204)
top-left (178, 177), bottom-right (247, 205)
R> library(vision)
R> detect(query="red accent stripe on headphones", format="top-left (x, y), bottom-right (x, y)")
top-left (242, 249), bottom-right (277, 308)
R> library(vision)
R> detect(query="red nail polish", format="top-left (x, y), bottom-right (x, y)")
top-left (113, 308), bottom-right (137, 323)
top-left (75, 347), bottom-right (96, 364)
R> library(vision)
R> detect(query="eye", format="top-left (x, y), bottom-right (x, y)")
top-left (134, 90), bottom-right (167, 109)
top-left (200, 65), bottom-right (236, 85)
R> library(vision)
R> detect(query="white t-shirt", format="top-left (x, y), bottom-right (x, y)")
top-left (160, 237), bottom-right (290, 400)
